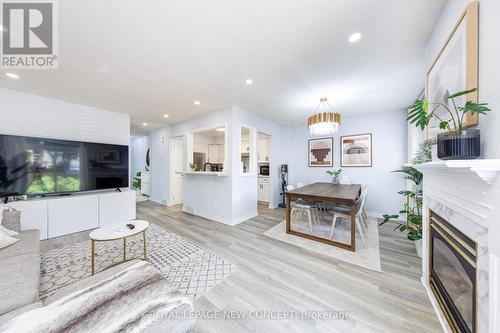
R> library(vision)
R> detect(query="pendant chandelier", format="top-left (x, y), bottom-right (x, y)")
top-left (307, 97), bottom-right (341, 136)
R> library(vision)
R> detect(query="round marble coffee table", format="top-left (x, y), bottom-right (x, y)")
top-left (89, 220), bottom-right (149, 275)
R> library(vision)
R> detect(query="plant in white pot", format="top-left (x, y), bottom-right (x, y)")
top-left (407, 88), bottom-right (490, 160)
top-left (380, 167), bottom-right (423, 257)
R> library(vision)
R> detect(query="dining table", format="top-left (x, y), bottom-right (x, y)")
top-left (285, 182), bottom-right (362, 252)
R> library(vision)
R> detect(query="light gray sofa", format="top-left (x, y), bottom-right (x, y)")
top-left (0, 230), bottom-right (42, 324)
top-left (0, 230), bottom-right (194, 332)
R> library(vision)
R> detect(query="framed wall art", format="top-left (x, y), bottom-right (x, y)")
top-left (341, 133), bottom-right (372, 167)
top-left (426, 1), bottom-right (479, 139)
top-left (308, 137), bottom-right (333, 167)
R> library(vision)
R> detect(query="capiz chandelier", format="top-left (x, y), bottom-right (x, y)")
top-left (307, 97), bottom-right (341, 136)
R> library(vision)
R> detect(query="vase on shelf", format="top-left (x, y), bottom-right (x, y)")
top-left (437, 128), bottom-right (480, 160)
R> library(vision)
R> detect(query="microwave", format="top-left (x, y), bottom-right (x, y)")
top-left (259, 165), bottom-right (270, 175)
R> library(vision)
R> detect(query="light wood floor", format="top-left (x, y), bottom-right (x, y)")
top-left (42, 201), bottom-right (442, 332)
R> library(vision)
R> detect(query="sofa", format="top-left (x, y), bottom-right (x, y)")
top-left (0, 229), bottom-right (194, 332)
top-left (0, 230), bottom-right (42, 324)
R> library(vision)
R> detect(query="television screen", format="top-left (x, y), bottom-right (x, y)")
top-left (0, 134), bottom-right (129, 196)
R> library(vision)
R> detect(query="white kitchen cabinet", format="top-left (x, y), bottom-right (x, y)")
top-left (257, 177), bottom-right (270, 202)
top-left (241, 140), bottom-right (250, 153)
top-left (194, 142), bottom-right (208, 154)
top-left (218, 144), bottom-right (225, 162)
top-left (208, 144), bottom-right (224, 163)
top-left (258, 138), bottom-right (270, 162)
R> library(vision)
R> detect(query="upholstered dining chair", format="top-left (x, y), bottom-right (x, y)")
top-left (339, 177), bottom-right (352, 185)
top-left (329, 188), bottom-right (368, 248)
top-left (286, 185), bottom-right (319, 233)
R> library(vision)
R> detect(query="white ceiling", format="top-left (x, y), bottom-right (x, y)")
top-left (0, 0), bottom-right (446, 135)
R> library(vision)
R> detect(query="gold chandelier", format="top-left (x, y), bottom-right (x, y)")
top-left (307, 97), bottom-right (341, 136)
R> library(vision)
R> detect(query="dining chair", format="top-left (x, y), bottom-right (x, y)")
top-left (339, 177), bottom-right (352, 185)
top-left (361, 185), bottom-right (369, 228)
top-left (329, 189), bottom-right (368, 248)
top-left (287, 185), bottom-right (319, 233)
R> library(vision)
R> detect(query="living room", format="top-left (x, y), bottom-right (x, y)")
top-left (1, 1), bottom-right (499, 332)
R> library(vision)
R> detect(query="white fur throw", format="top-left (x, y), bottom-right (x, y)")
top-left (0, 261), bottom-right (194, 333)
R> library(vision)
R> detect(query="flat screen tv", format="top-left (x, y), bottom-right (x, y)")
top-left (0, 134), bottom-right (129, 197)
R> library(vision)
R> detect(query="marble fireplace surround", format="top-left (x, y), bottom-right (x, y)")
top-left (416, 160), bottom-right (500, 333)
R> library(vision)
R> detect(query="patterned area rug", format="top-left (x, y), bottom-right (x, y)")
top-left (40, 224), bottom-right (236, 301)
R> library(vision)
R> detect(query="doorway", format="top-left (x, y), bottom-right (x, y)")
top-left (171, 136), bottom-right (184, 205)
top-left (257, 132), bottom-right (272, 208)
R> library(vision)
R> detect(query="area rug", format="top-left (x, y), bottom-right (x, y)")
top-left (40, 224), bottom-right (236, 301)
top-left (264, 215), bottom-right (381, 272)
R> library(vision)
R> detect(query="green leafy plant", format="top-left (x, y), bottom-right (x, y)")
top-left (189, 163), bottom-right (197, 171)
top-left (326, 168), bottom-right (342, 180)
top-left (132, 171), bottom-right (141, 189)
top-left (380, 167), bottom-right (423, 241)
top-left (412, 138), bottom-right (436, 164)
top-left (407, 88), bottom-right (490, 132)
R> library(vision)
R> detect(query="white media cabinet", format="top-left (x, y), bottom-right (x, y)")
top-left (2, 189), bottom-right (136, 240)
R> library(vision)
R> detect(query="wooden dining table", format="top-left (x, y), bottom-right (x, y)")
top-left (285, 182), bottom-right (361, 252)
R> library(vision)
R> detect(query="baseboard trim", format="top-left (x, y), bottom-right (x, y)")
top-left (230, 211), bottom-right (259, 226)
top-left (421, 277), bottom-right (453, 333)
top-left (181, 207), bottom-right (258, 226)
top-left (366, 211), bottom-right (384, 219)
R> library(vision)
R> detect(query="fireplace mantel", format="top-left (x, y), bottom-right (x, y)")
top-left (415, 159), bottom-right (500, 333)
top-left (415, 159), bottom-right (500, 184)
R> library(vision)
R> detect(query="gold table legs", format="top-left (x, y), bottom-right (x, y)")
top-left (91, 230), bottom-right (148, 276)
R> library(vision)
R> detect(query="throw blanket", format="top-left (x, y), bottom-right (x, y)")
top-left (0, 261), bottom-right (194, 333)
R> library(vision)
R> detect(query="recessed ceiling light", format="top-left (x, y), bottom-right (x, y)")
top-left (215, 128), bottom-right (226, 132)
top-left (245, 79), bottom-right (253, 85)
top-left (163, 114), bottom-right (169, 118)
top-left (193, 101), bottom-right (201, 105)
top-left (348, 32), bottom-right (362, 43)
top-left (5, 73), bottom-right (19, 79)
top-left (142, 122), bottom-right (148, 126)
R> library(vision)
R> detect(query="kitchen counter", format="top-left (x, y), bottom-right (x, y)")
top-left (176, 171), bottom-right (228, 177)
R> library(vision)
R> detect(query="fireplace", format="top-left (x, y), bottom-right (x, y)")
top-left (429, 211), bottom-right (478, 333)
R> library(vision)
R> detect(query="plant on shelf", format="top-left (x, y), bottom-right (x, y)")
top-left (407, 88), bottom-right (490, 160)
top-left (412, 138), bottom-right (436, 164)
top-left (326, 168), bottom-right (342, 184)
top-left (380, 167), bottom-right (424, 256)
top-left (189, 163), bottom-right (197, 171)
top-left (132, 171), bottom-right (142, 189)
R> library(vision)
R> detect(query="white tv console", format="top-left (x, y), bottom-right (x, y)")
top-left (2, 189), bottom-right (136, 240)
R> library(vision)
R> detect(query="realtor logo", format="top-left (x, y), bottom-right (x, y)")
top-left (1, 0), bottom-right (58, 69)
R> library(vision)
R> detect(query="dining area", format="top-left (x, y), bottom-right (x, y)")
top-left (285, 181), bottom-right (368, 252)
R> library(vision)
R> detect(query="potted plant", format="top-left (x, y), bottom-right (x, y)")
top-left (189, 163), bottom-right (197, 171)
top-left (132, 171), bottom-right (142, 190)
top-left (326, 169), bottom-right (342, 184)
top-left (412, 138), bottom-right (436, 164)
top-left (407, 88), bottom-right (490, 160)
top-left (380, 167), bottom-right (423, 257)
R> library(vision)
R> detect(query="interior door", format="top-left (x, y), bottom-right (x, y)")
top-left (172, 138), bottom-right (184, 205)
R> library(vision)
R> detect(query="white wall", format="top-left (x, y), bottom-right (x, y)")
top-left (149, 127), bottom-right (170, 205)
top-left (287, 110), bottom-right (408, 215)
top-left (131, 136), bottom-right (150, 185)
top-left (147, 105), bottom-right (290, 224)
top-left (0, 88), bottom-right (130, 145)
top-left (424, 0), bottom-right (500, 158)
